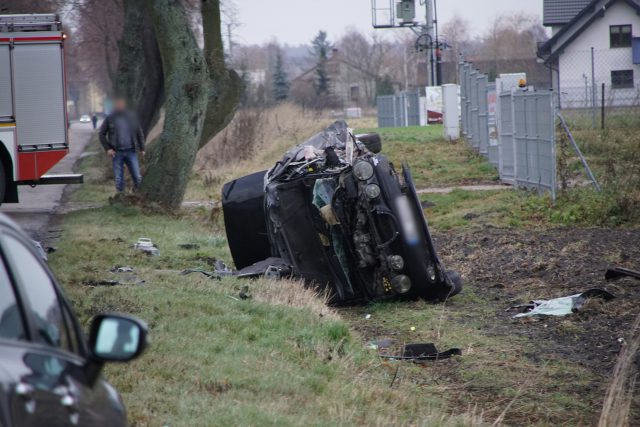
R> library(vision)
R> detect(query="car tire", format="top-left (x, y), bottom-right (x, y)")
top-left (0, 161), bottom-right (6, 205)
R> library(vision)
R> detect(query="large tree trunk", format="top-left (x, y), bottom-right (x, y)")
top-left (137, 0), bottom-right (208, 209)
top-left (115, 0), bottom-right (163, 135)
top-left (198, 0), bottom-right (243, 149)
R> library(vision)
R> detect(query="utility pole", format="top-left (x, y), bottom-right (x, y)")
top-left (424, 0), bottom-right (436, 86)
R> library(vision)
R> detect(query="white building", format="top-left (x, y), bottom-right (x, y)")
top-left (538, 0), bottom-right (640, 108)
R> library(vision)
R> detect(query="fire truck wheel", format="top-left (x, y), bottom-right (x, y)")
top-left (0, 161), bottom-right (5, 204)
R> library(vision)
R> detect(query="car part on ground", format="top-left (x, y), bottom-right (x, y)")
top-left (222, 120), bottom-right (462, 305)
top-left (605, 267), bottom-right (640, 281)
top-left (371, 340), bottom-right (462, 361)
top-left (181, 257), bottom-right (293, 280)
top-left (508, 289), bottom-right (615, 318)
top-left (133, 237), bottom-right (160, 256)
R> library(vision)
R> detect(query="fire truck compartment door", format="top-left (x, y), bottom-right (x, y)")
top-left (12, 43), bottom-right (66, 148)
top-left (0, 45), bottom-right (11, 119)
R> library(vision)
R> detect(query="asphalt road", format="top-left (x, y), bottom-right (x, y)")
top-left (1, 121), bottom-right (97, 240)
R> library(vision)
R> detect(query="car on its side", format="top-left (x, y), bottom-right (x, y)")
top-left (0, 213), bottom-right (148, 426)
top-left (222, 121), bottom-right (461, 304)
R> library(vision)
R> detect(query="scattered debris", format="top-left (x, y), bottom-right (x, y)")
top-left (178, 243), bottom-right (200, 250)
top-left (238, 285), bottom-right (251, 300)
top-left (372, 340), bottom-right (461, 361)
top-left (605, 267), bottom-right (640, 281)
top-left (110, 266), bottom-right (134, 273)
top-left (83, 279), bottom-right (121, 287)
top-left (420, 199), bottom-right (436, 209)
top-left (509, 289), bottom-right (615, 318)
top-left (181, 257), bottom-right (292, 281)
top-left (134, 238), bottom-right (160, 256)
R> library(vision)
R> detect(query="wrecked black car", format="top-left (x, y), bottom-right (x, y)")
top-left (222, 121), bottom-right (461, 304)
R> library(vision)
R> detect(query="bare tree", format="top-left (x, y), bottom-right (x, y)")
top-left (440, 14), bottom-right (470, 65)
top-left (337, 29), bottom-right (394, 103)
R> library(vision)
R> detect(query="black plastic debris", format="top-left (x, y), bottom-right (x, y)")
top-left (178, 243), bottom-right (201, 250)
top-left (605, 267), bottom-right (640, 281)
top-left (375, 341), bottom-right (462, 361)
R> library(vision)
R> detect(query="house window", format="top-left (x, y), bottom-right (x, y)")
top-left (610, 25), bottom-right (632, 48)
top-left (611, 70), bottom-right (634, 89)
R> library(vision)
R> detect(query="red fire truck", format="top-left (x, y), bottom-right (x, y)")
top-left (0, 13), bottom-right (82, 205)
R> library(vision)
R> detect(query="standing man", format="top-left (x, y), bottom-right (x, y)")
top-left (99, 98), bottom-right (145, 193)
top-left (91, 113), bottom-right (98, 129)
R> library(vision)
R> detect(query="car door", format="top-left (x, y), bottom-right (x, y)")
top-left (0, 230), bottom-right (126, 427)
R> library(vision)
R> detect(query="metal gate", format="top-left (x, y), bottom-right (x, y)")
top-left (498, 91), bottom-right (516, 184)
top-left (512, 91), bottom-right (556, 198)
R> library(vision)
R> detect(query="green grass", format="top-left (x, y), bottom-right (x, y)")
top-left (356, 126), bottom-right (499, 189)
top-left (50, 205), bottom-right (476, 426)
top-left (46, 122), bottom-right (613, 426)
top-left (52, 142), bottom-right (489, 426)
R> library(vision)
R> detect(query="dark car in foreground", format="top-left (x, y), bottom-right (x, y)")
top-left (222, 121), bottom-right (461, 304)
top-left (0, 213), bottom-right (148, 426)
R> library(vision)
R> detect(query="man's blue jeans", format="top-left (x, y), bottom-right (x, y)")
top-left (112, 149), bottom-right (142, 192)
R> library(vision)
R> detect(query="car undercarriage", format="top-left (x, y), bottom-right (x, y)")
top-left (222, 120), bottom-right (461, 304)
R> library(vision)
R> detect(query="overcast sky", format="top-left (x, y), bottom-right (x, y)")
top-left (234, 0), bottom-right (545, 45)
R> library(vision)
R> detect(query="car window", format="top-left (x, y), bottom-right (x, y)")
top-left (3, 235), bottom-right (74, 352)
top-left (0, 254), bottom-right (25, 341)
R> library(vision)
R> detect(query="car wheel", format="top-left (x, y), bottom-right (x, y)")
top-left (0, 161), bottom-right (6, 205)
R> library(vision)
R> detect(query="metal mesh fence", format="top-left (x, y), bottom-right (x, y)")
top-left (460, 61), bottom-right (557, 199)
top-left (377, 91), bottom-right (422, 128)
top-left (555, 48), bottom-right (640, 129)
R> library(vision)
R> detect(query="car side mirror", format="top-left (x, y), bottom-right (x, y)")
top-left (88, 314), bottom-right (148, 363)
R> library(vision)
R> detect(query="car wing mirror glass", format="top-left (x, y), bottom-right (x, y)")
top-left (89, 314), bottom-right (148, 363)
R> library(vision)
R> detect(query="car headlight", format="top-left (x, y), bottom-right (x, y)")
top-left (364, 183), bottom-right (381, 199)
top-left (391, 275), bottom-right (411, 294)
top-left (353, 161), bottom-right (374, 181)
top-left (387, 255), bottom-right (404, 271)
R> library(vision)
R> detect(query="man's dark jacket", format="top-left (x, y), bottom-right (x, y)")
top-left (99, 110), bottom-right (145, 152)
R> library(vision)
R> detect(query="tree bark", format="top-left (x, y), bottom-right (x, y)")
top-left (198, 0), bottom-right (243, 149)
top-left (137, 0), bottom-right (208, 209)
top-left (115, 0), bottom-right (163, 134)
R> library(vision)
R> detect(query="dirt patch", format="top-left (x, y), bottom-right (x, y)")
top-left (437, 227), bottom-right (640, 375)
top-left (342, 227), bottom-right (640, 425)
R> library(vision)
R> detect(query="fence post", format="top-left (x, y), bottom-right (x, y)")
top-left (591, 47), bottom-right (597, 129)
top-left (601, 82), bottom-right (605, 130)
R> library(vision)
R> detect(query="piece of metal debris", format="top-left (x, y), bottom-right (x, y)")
top-left (181, 257), bottom-right (292, 281)
top-left (134, 238), bottom-right (160, 256)
top-left (110, 266), bottom-right (134, 273)
top-left (605, 267), bottom-right (640, 281)
top-left (509, 289), bottom-right (615, 318)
